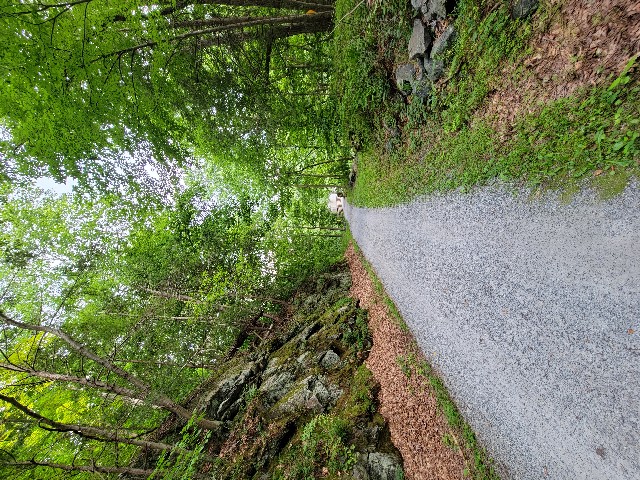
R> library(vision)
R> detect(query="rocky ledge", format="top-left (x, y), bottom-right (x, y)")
top-left (135, 263), bottom-right (404, 480)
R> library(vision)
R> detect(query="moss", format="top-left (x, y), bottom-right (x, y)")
top-left (272, 336), bottom-right (304, 364)
top-left (341, 365), bottom-right (377, 420)
top-left (592, 170), bottom-right (633, 200)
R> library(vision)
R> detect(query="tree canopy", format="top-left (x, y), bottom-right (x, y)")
top-left (0, 0), bottom-right (352, 477)
top-left (0, 0), bottom-right (337, 191)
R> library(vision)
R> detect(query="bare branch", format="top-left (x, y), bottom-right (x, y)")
top-left (0, 393), bottom-right (197, 457)
top-left (1, 459), bottom-right (153, 477)
top-left (0, 311), bottom-right (221, 430)
top-left (93, 12), bottom-right (333, 61)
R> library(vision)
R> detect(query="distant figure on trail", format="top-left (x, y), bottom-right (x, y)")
top-left (328, 193), bottom-right (344, 215)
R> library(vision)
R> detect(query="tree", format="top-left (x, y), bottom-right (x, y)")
top-left (0, 393), bottom-right (194, 456)
top-left (0, 311), bottom-right (222, 430)
top-left (0, 0), bottom-right (335, 189)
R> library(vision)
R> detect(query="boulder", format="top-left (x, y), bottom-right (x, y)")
top-left (366, 452), bottom-right (404, 480)
top-left (352, 459), bottom-right (370, 480)
top-left (276, 375), bottom-right (342, 415)
top-left (408, 18), bottom-right (431, 60)
top-left (259, 370), bottom-right (296, 406)
top-left (296, 351), bottom-right (311, 366)
top-left (512, 0), bottom-right (538, 19)
top-left (395, 63), bottom-right (417, 94)
top-left (263, 357), bottom-right (281, 378)
top-left (423, 58), bottom-right (445, 82)
top-left (411, 0), bottom-right (425, 10)
top-left (412, 79), bottom-right (432, 103)
top-left (202, 360), bottom-right (260, 420)
top-left (431, 24), bottom-right (456, 59)
top-left (421, 0), bottom-right (447, 20)
top-left (320, 349), bottom-right (341, 369)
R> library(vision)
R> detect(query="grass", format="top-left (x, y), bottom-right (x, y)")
top-left (352, 70), bottom-right (640, 206)
top-left (331, 0), bottom-right (640, 207)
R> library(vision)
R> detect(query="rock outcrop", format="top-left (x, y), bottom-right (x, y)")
top-left (396, 0), bottom-right (537, 102)
top-left (138, 264), bottom-right (404, 479)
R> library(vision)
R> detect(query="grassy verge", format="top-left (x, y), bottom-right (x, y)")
top-left (332, 0), bottom-right (640, 207)
top-left (350, 238), bottom-right (499, 479)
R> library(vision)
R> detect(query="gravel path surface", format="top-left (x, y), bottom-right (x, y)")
top-left (344, 182), bottom-right (640, 480)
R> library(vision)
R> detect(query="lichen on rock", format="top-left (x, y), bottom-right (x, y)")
top-left (182, 262), bottom-right (404, 479)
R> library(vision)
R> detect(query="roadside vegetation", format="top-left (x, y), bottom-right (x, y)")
top-left (332, 0), bottom-right (640, 206)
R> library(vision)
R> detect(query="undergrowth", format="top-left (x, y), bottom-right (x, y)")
top-left (332, 0), bottom-right (412, 148)
top-left (332, 0), bottom-right (640, 206)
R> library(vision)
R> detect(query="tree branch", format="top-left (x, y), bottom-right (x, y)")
top-left (93, 12), bottom-right (333, 61)
top-left (1, 459), bottom-right (153, 477)
top-left (0, 393), bottom-right (195, 456)
top-left (0, 311), bottom-right (221, 430)
top-left (160, 0), bottom-right (334, 16)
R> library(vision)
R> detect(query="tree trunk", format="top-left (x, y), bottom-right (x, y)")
top-left (2, 460), bottom-right (154, 477)
top-left (291, 184), bottom-right (342, 188)
top-left (295, 173), bottom-right (343, 179)
top-left (0, 393), bottom-right (196, 456)
top-left (101, 12), bottom-right (333, 59)
top-left (113, 358), bottom-right (218, 369)
top-left (295, 226), bottom-right (345, 231)
top-left (0, 312), bottom-right (221, 431)
top-left (162, 0), bottom-right (334, 16)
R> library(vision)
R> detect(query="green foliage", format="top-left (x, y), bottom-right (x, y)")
top-left (277, 414), bottom-right (357, 479)
top-left (350, 65), bottom-right (640, 206)
top-left (0, 0), bottom-right (335, 194)
top-left (340, 0), bottom-right (638, 207)
top-left (341, 309), bottom-right (369, 350)
top-left (342, 365), bottom-right (377, 419)
top-left (149, 416), bottom-right (212, 480)
top-left (0, 177), bottom-right (347, 478)
top-left (331, 0), bottom-right (411, 147)
top-left (396, 355), bottom-right (412, 378)
top-left (442, 432), bottom-right (458, 450)
top-left (439, 0), bottom-right (536, 130)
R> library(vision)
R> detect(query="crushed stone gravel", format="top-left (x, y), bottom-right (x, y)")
top-left (345, 181), bottom-right (640, 480)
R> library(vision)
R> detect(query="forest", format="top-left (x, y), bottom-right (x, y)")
top-left (0, 0), bottom-right (353, 477)
top-left (5, 0), bottom-right (637, 476)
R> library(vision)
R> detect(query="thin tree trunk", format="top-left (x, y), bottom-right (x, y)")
top-left (295, 173), bottom-right (343, 179)
top-left (298, 233), bottom-right (342, 237)
top-left (162, 0), bottom-right (334, 16)
top-left (295, 226), bottom-right (345, 231)
top-left (2, 460), bottom-right (154, 477)
top-left (292, 158), bottom-right (352, 174)
top-left (98, 12), bottom-right (333, 59)
top-left (0, 312), bottom-right (220, 430)
top-left (113, 359), bottom-right (218, 369)
top-left (291, 184), bottom-right (342, 188)
top-left (0, 393), bottom-right (195, 456)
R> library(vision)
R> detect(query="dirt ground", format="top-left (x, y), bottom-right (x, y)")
top-left (477, 0), bottom-right (640, 133)
top-left (346, 244), bottom-right (469, 480)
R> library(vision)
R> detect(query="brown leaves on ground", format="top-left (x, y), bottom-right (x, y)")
top-left (477, 0), bottom-right (640, 133)
top-left (346, 244), bottom-right (467, 480)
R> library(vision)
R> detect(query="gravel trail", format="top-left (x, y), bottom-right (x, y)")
top-left (344, 182), bottom-right (640, 480)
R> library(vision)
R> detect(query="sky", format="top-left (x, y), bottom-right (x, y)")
top-left (34, 176), bottom-right (77, 195)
